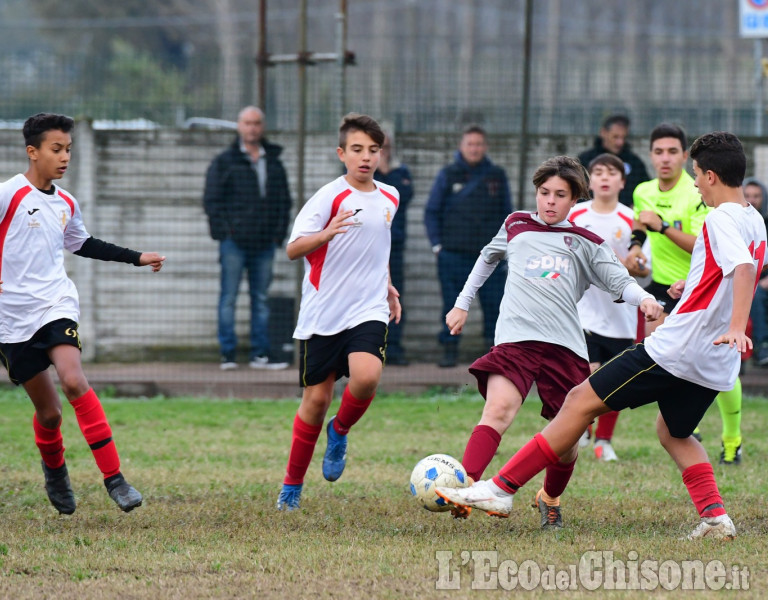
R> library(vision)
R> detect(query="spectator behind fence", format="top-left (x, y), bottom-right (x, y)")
top-left (203, 106), bottom-right (292, 371)
top-left (425, 125), bottom-right (513, 368)
top-left (744, 177), bottom-right (768, 366)
top-left (374, 128), bottom-right (413, 366)
top-left (578, 114), bottom-right (650, 207)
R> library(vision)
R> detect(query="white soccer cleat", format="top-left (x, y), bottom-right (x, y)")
top-left (435, 479), bottom-right (513, 518)
top-left (578, 430), bottom-right (590, 448)
top-left (594, 439), bottom-right (618, 462)
top-left (686, 514), bottom-right (736, 541)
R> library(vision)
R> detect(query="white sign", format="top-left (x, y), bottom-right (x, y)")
top-left (741, 0), bottom-right (768, 38)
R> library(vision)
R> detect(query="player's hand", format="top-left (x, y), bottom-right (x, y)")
top-left (638, 211), bottom-right (663, 232)
top-left (387, 284), bottom-right (401, 324)
top-left (713, 329), bottom-right (752, 353)
top-left (445, 307), bottom-right (468, 335)
top-left (324, 210), bottom-right (355, 242)
top-left (640, 298), bottom-right (663, 322)
top-left (623, 250), bottom-right (649, 277)
top-left (140, 252), bottom-right (166, 272)
top-left (667, 280), bottom-right (686, 299)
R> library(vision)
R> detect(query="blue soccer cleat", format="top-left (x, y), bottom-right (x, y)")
top-left (322, 416), bottom-right (348, 482)
top-left (276, 483), bottom-right (302, 511)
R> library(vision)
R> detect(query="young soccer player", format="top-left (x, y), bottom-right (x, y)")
top-left (570, 153), bottom-right (652, 462)
top-left (445, 155), bottom-right (662, 527)
top-left (0, 113), bottom-right (166, 514)
top-left (437, 132), bottom-right (764, 540)
top-left (276, 113), bottom-right (401, 511)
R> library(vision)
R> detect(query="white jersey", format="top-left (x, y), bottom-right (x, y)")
top-left (569, 201), bottom-right (638, 340)
top-left (468, 211), bottom-right (644, 361)
top-left (646, 202), bottom-right (767, 391)
top-left (0, 174), bottom-right (90, 343)
top-left (289, 176), bottom-right (398, 339)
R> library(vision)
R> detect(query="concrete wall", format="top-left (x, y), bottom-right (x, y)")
top-left (0, 125), bottom-right (760, 364)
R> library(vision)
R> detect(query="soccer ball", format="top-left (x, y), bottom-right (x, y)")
top-left (409, 454), bottom-right (468, 512)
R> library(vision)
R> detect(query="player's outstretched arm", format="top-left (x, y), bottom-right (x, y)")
top-left (139, 252), bottom-right (166, 272)
top-left (286, 210), bottom-right (355, 260)
top-left (713, 263), bottom-right (757, 352)
top-left (446, 307), bottom-right (468, 336)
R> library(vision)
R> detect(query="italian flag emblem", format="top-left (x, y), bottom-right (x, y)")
top-left (540, 271), bottom-right (560, 279)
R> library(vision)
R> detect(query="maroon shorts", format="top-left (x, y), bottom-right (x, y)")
top-left (468, 341), bottom-right (591, 420)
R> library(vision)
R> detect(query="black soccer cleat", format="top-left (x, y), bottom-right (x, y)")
top-left (104, 473), bottom-right (143, 512)
top-left (41, 460), bottom-right (77, 515)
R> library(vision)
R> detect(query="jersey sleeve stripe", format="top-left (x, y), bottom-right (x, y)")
top-left (0, 185), bottom-right (32, 279)
top-left (379, 188), bottom-right (399, 208)
top-left (307, 188), bottom-right (353, 290)
top-left (57, 190), bottom-right (75, 217)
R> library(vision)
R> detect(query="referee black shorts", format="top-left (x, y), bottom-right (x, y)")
top-left (588, 343), bottom-right (718, 438)
top-left (644, 280), bottom-right (681, 315)
top-left (298, 320), bottom-right (387, 388)
top-left (584, 330), bottom-right (633, 365)
top-left (0, 318), bottom-right (82, 385)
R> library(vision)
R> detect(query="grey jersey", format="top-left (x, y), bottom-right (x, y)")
top-left (479, 212), bottom-right (639, 360)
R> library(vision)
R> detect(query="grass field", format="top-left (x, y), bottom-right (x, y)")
top-left (0, 386), bottom-right (766, 599)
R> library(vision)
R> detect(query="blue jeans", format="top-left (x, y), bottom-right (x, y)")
top-left (218, 239), bottom-right (275, 359)
top-left (437, 249), bottom-right (506, 346)
top-left (387, 241), bottom-right (406, 355)
top-left (751, 283), bottom-right (768, 345)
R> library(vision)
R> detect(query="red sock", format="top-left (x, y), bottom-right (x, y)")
top-left (595, 411), bottom-right (619, 440)
top-left (70, 388), bottom-right (121, 478)
top-left (462, 425), bottom-right (502, 481)
top-left (543, 458), bottom-right (577, 498)
top-left (333, 386), bottom-right (374, 435)
top-left (284, 413), bottom-right (322, 485)
top-left (33, 414), bottom-right (65, 469)
top-left (493, 433), bottom-right (559, 493)
top-left (682, 463), bottom-right (726, 518)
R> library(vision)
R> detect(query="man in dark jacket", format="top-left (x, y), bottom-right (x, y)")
top-left (203, 106), bottom-right (292, 370)
top-left (578, 114), bottom-right (650, 207)
top-left (425, 125), bottom-right (513, 367)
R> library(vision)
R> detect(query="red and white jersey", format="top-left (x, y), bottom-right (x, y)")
top-left (289, 176), bottom-right (398, 339)
top-left (0, 174), bottom-right (90, 343)
top-left (646, 202), bottom-right (767, 391)
top-left (569, 201), bottom-right (638, 340)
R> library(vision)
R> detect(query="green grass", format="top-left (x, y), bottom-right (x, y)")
top-left (0, 386), bottom-right (766, 598)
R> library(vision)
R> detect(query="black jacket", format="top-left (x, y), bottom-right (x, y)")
top-left (203, 138), bottom-right (292, 250)
top-left (578, 138), bottom-right (650, 207)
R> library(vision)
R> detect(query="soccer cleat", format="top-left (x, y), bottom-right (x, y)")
top-left (449, 504), bottom-right (472, 519)
top-left (104, 473), bottom-right (143, 512)
top-left (686, 514), bottom-right (736, 540)
top-left (594, 439), bottom-right (618, 462)
top-left (718, 442), bottom-right (742, 465)
top-left (578, 430), bottom-right (590, 448)
top-left (41, 460), bottom-right (76, 515)
top-left (249, 356), bottom-right (289, 370)
top-left (276, 483), bottom-right (302, 511)
top-left (322, 417), bottom-right (348, 482)
top-left (435, 479), bottom-right (513, 518)
top-left (532, 488), bottom-right (563, 529)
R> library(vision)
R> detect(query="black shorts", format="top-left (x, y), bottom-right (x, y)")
top-left (589, 343), bottom-right (718, 438)
top-left (584, 330), bottom-right (633, 365)
top-left (0, 319), bottom-right (82, 385)
top-left (298, 320), bottom-right (387, 387)
top-left (645, 280), bottom-right (681, 315)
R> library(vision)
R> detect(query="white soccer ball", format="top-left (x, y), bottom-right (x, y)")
top-left (409, 453), bottom-right (468, 512)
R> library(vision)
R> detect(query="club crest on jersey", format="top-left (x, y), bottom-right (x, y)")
top-left (525, 254), bottom-right (571, 280)
top-left (60, 209), bottom-right (68, 231)
top-left (563, 235), bottom-right (580, 249)
top-left (383, 206), bottom-right (393, 229)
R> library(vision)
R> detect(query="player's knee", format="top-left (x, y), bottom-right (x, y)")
top-left (36, 409), bottom-right (62, 430)
top-left (57, 372), bottom-right (90, 400)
